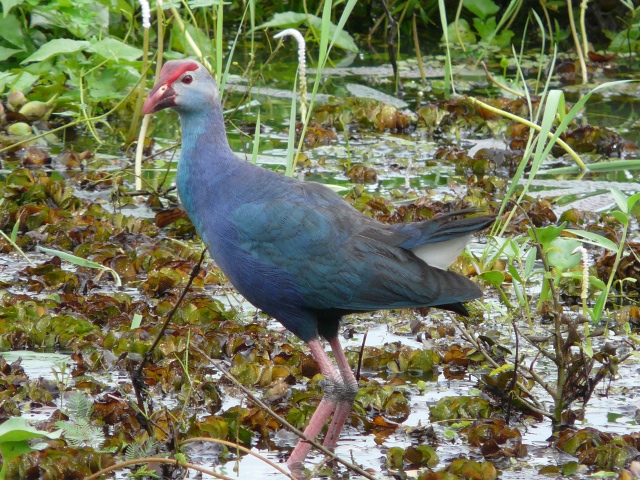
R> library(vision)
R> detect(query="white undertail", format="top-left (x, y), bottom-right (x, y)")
top-left (410, 234), bottom-right (472, 270)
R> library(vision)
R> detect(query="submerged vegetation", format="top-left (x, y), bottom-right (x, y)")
top-left (0, 0), bottom-right (640, 478)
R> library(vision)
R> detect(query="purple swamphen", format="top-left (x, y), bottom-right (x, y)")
top-left (142, 59), bottom-right (493, 468)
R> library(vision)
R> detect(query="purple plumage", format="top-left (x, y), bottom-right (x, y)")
top-left (143, 59), bottom-right (493, 469)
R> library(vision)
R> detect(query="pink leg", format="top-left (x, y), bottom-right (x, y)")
top-left (287, 397), bottom-right (336, 466)
top-left (287, 338), bottom-right (341, 468)
top-left (323, 337), bottom-right (358, 449)
top-left (329, 337), bottom-right (358, 386)
top-left (287, 337), bottom-right (359, 468)
top-left (323, 401), bottom-right (351, 449)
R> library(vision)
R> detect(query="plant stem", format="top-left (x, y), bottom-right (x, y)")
top-left (528, 224), bottom-right (566, 426)
top-left (412, 12), bottom-right (426, 86)
top-left (170, 6), bottom-right (212, 70)
top-left (539, 0), bottom-right (553, 48)
top-left (155, 1), bottom-right (164, 77)
top-left (438, 0), bottom-right (455, 96)
top-left (84, 457), bottom-right (232, 480)
top-left (467, 96), bottom-right (587, 171)
top-left (580, 0), bottom-right (589, 59)
top-left (127, 23), bottom-right (150, 149)
top-left (0, 230), bottom-right (35, 267)
top-left (567, 0), bottom-right (588, 84)
top-left (134, 115), bottom-right (150, 191)
top-left (454, 0), bottom-right (466, 51)
top-left (598, 221), bottom-right (629, 319)
top-left (480, 61), bottom-right (523, 97)
top-left (180, 438), bottom-right (294, 478)
top-left (450, 317), bottom-right (551, 417)
top-left (273, 29), bottom-right (308, 121)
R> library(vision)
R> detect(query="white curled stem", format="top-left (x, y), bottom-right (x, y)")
top-left (274, 29), bottom-right (308, 121)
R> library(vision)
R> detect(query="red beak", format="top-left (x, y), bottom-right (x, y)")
top-left (142, 82), bottom-right (175, 115)
top-left (143, 60), bottom-right (200, 114)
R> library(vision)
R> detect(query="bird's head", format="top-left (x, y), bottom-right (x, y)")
top-left (142, 60), bottom-right (219, 115)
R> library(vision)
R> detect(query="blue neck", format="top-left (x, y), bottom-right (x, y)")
top-left (178, 104), bottom-right (234, 161)
top-left (176, 106), bottom-right (236, 231)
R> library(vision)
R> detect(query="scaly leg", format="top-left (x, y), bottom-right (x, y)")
top-left (323, 337), bottom-right (358, 450)
top-left (287, 337), bottom-right (359, 467)
top-left (287, 338), bottom-right (340, 467)
top-left (287, 396), bottom-right (336, 466)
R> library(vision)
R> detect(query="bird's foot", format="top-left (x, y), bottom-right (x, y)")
top-left (287, 458), bottom-right (310, 480)
top-left (324, 376), bottom-right (358, 404)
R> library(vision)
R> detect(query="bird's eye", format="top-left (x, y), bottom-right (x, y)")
top-left (182, 74), bottom-right (193, 85)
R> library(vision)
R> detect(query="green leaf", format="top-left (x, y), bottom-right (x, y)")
top-left (90, 37), bottom-right (143, 61)
top-left (0, 45), bottom-right (21, 61)
top-left (533, 89), bottom-right (563, 174)
top-left (607, 412), bottom-right (624, 423)
top-left (479, 270), bottom-right (505, 287)
top-left (473, 16), bottom-right (497, 40)
top-left (492, 29), bottom-right (514, 48)
top-left (0, 71), bottom-right (14, 92)
top-left (37, 246), bottom-right (103, 269)
top-left (463, 0), bottom-right (500, 20)
top-left (610, 187), bottom-right (629, 214)
top-left (443, 429), bottom-right (457, 440)
top-left (543, 159), bottom-right (640, 175)
top-left (257, 12), bottom-right (358, 52)
top-left (0, 440), bottom-right (34, 474)
top-left (546, 238), bottom-right (582, 270)
top-left (22, 39), bottom-right (90, 64)
top-left (507, 264), bottom-right (522, 283)
top-left (589, 275), bottom-right (606, 290)
top-left (561, 461), bottom-right (579, 476)
top-left (284, 73), bottom-right (298, 176)
top-left (446, 18), bottom-right (476, 44)
top-left (256, 11), bottom-right (308, 29)
top-left (611, 210), bottom-right (628, 226)
top-left (1, 0), bottom-right (23, 17)
top-left (9, 70), bottom-right (37, 93)
top-left (472, 16), bottom-right (514, 48)
top-left (36, 246), bottom-right (122, 286)
top-left (524, 248), bottom-right (537, 277)
top-left (531, 223), bottom-right (565, 248)
top-left (188, 0), bottom-right (231, 6)
top-left (10, 217), bottom-right (18, 243)
top-left (0, 13), bottom-right (24, 48)
top-left (561, 271), bottom-right (583, 280)
top-left (565, 229), bottom-right (619, 252)
top-left (0, 417), bottom-right (62, 443)
top-left (628, 192), bottom-right (640, 211)
top-left (512, 278), bottom-right (525, 305)
top-left (592, 291), bottom-right (607, 321)
top-left (130, 313), bottom-right (142, 330)
top-left (308, 14), bottom-right (358, 53)
top-left (328, 0), bottom-right (358, 55)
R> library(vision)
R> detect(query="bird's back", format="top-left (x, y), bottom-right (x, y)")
top-left (178, 153), bottom-right (485, 340)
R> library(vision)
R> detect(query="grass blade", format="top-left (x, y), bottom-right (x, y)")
top-left (438, 0), bottom-right (454, 96)
top-left (0, 229), bottom-right (35, 267)
top-left (36, 246), bottom-right (122, 287)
